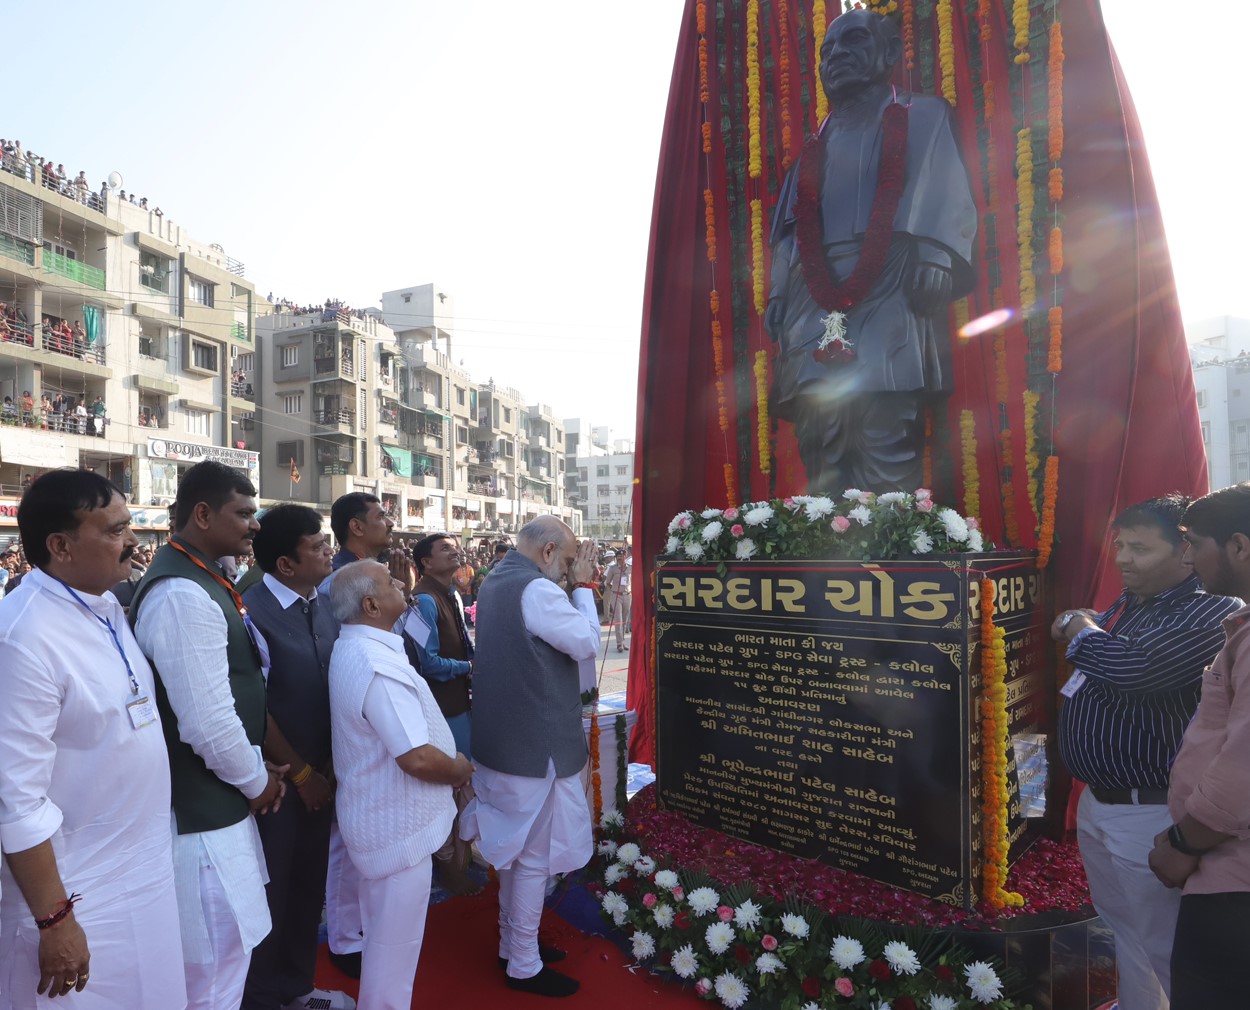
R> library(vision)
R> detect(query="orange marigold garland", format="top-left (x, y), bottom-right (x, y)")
top-left (724, 463), bottom-right (738, 508)
top-left (1048, 22), bottom-right (1064, 163)
top-left (702, 121), bottom-right (713, 154)
top-left (1037, 454), bottom-right (1059, 568)
top-left (704, 189), bottom-right (717, 263)
top-left (1016, 128), bottom-right (1036, 312)
top-left (1049, 226), bottom-right (1063, 275)
top-left (754, 350), bottom-right (771, 474)
top-left (812, 0), bottom-right (828, 124)
top-left (1047, 306), bottom-right (1063, 372)
top-left (937, 0), bottom-right (956, 106)
top-left (977, 0), bottom-right (992, 43)
top-left (697, 0), bottom-right (710, 103)
top-left (589, 708), bottom-right (604, 833)
top-left (779, 0), bottom-right (794, 167)
top-left (980, 582), bottom-right (1024, 909)
top-left (960, 409), bottom-right (980, 519)
top-left (902, 0), bottom-right (916, 70)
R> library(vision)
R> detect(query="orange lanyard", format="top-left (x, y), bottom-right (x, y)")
top-left (167, 539), bottom-right (251, 620)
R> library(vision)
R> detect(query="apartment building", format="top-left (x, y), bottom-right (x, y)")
top-left (1190, 315), bottom-right (1250, 490)
top-left (0, 161), bottom-right (258, 540)
top-left (565, 419), bottom-right (634, 541)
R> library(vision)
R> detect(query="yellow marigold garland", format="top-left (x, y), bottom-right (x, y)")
top-left (980, 582), bottom-right (1024, 909)
top-left (813, 0), bottom-right (828, 124)
top-left (960, 409), bottom-right (980, 519)
top-left (747, 0), bottom-right (762, 180)
top-left (1013, 0), bottom-right (1030, 63)
top-left (937, 0), bottom-right (956, 106)
top-left (1016, 128), bottom-right (1036, 312)
top-left (754, 350), bottom-right (771, 474)
top-left (1037, 455), bottom-right (1059, 568)
top-left (751, 199), bottom-right (766, 314)
top-left (1022, 389), bottom-right (1041, 507)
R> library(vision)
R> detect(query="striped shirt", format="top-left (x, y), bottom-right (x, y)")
top-left (1058, 574), bottom-right (1243, 790)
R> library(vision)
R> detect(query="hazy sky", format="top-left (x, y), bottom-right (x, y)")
top-left (5, 1), bottom-right (1244, 441)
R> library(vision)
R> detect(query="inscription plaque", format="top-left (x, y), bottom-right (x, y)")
top-left (654, 555), bottom-right (1050, 908)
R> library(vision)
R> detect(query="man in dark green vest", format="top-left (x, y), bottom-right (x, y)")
top-left (131, 460), bottom-right (285, 1010)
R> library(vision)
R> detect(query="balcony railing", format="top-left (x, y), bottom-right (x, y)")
top-left (314, 408), bottom-right (355, 427)
top-left (1, 320), bottom-right (35, 346)
top-left (231, 321), bottom-right (249, 343)
top-left (42, 330), bottom-right (106, 365)
top-left (0, 233), bottom-right (35, 266)
top-left (43, 251), bottom-right (105, 290)
top-left (230, 380), bottom-right (255, 401)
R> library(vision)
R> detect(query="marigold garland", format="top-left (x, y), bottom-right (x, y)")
top-left (1048, 22), bottom-right (1064, 162)
top-left (590, 708), bottom-right (604, 833)
top-left (980, 582), bottom-right (1024, 908)
top-left (754, 350), bottom-right (771, 474)
top-left (747, 0), bottom-right (763, 181)
top-left (960, 409), bottom-right (980, 519)
top-left (751, 198), bottom-right (766, 314)
top-left (1047, 305), bottom-right (1063, 372)
top-left (779, 0), bottom-right (794, 167)
top-left (937, 0), bottom-right (956, 106)
top-left (697, 0), bottom-right (710, 103)
top-left (812, 0), bottom-right (828, 124)
top-left (1016, 128), bottom-right (1036, 312)
top-left (724, 462), bottom-right (737, 508)
top-left (1049, 226), bottom-right (1063, 275)
top-left (1048, 167), bottom-right (1063, 203)
top-left (1037, 455), bottom-right (1059, 568)
top-left (1022, 389), bottom-right (1041, 508)
top-left (703, 188), bottom-right (717, 263)
top-left (1012, 0), bottom-right (1031, 63)
top-left (902, 0), bottom-right (915, 70)
top-left (702, 121), bottom-right (712, 154)
top-left (977, 0), bottom-right (992, 43)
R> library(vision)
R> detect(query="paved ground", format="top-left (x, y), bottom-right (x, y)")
top-left (589, 620), bottom-right (633, 699)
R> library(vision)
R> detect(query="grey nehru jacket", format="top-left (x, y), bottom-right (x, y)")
top-left (471, 550), bottom-right (588, 778)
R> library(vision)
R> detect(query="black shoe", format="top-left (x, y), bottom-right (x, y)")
top-left (504, 967), bottom-right (579, 997)
top-left (498, 944), bottom-right (567, 971)
top-left (328, 950), bottom-right (362, 980)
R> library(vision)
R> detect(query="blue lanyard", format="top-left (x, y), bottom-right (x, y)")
top-left (54, 578), bottom-right (143, 696)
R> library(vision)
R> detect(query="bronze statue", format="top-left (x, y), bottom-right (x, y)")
top-left (766, 9), bottom-right (976, 494)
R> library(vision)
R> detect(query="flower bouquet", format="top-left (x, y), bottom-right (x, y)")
top-left (664, 490), bottom-right (986, 565)
top-left (594, 814), bottom-right (1026, 1010)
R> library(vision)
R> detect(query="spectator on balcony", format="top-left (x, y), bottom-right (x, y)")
top-left (74, 172), bottom-right (90, 203)
top-left (91, 397), bottom-right (107, 437)
top-left (39, 394), bottom-right (52, 430)
top-left (74, 400), bottom-right (88, 435)
top-left (20, 390), bottom-right (33, 427)
top-left (139, 197), bottom-right (148, 210)
top-left (2, 397), bottom-right (15, 423)
top-left (51, 393), bottom-right (66, 431)
top-left (73, 320), bottom-right (87, 358)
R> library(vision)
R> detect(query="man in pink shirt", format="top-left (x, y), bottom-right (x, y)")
top-left (1149, 482), bottom-right (1250, 1007)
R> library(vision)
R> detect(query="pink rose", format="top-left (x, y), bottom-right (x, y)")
top-left (731, 524), bottom-right (745, 537)
top-left (717, 905), bottom-right (734, 922)
top-left (916, 498), bottom-right (934, 513)
top-left (835, 977), bottom-right (855, 997)
top-left (783, 496), bottom-right (798, 510)
top-left (642, 892), bottom-right (657, 909)
top-left (695, 978), bottom-right (712, 996)
top-left (831, 515), bottom-right (851, 533)
top-left (723, 507), bottom-right (740, 520)
top-left (915, 487), bottom-right (932, 501)
top-left (672, 886), bottom-right (684, 900)
top-left (761, 934), bottom-right (778, 951)
top-left (967, 516), bottom-right (980, 530)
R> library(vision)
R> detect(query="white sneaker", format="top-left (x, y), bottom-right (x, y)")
top-left (281, 989), bottom-right (356, 1010)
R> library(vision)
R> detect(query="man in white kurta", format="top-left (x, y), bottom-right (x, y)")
top-left (328, 560), bottom-right (472, 1010)
top-left (0, 471), bottom-right (185, 1008)
top-left (461, 517), bottom-right (601, 998)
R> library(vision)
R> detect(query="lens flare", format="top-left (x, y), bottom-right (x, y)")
top-left (958, 308), bottom-right (1016, 339)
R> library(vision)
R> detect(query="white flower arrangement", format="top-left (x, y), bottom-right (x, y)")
top-left (780, 912), bottom-right (810, 938)
top-left (713, 972), bottom-right (750, 1009)
top-left (732, 899), bottom-right (762, 931)
top-left (630, 930), bottom-right (657, 960)
top-left (615, 842), bottom-right (641, 865)
top-left (964, 961), bottom-right (1004, 1003)
top-left (883, 940), bottom-right (922, 975)
top-left (705, 921), bottom-right (735, 955)
top-left (687, 886), bottom-right (720, 916)
top-left (830, 935), bottom-right (867, 970)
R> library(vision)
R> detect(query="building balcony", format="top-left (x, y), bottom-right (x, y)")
top-left (231, 321), bottom-right (249, 343)
top-left (42, 329), bottom-right (106, 366)
top-left (43, 250), bottom-right (105, 291)
top-left (0, 233), bottom-right (35, 267)
top-left (314, 407), bottom-right (355, 428)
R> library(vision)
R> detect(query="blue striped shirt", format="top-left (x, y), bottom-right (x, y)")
top-left (1057, 574), bottom-right (1243, 790)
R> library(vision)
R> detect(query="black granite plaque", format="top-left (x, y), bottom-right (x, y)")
top-left (654, 554), bottom-right (1051, 908)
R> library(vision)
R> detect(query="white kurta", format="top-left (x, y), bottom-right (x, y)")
top-left (459, 582), bottom-right (599, 874)
top-left (0, 569), bottom-right (186, 1009)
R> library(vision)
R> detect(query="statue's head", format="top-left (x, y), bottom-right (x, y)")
top-left (820, 9), bottom-right (903, 103)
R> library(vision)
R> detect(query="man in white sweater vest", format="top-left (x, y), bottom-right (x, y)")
top-left (327, 561), bottom-right (473, 1010)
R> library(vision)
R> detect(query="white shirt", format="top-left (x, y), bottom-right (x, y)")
top-left (0, 569), bottom-right (186, 1005)
top-left (262, 571), bottom-right (317, 610)
top-left (132, 576), bottom-right (270, 961)
top-left (520, 581), bottom-right (600, 661)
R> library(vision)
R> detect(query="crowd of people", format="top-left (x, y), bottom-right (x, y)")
top-left (0, 466), bottom-right (612, 1010)
top-left (0, 137), bottom-right (161, 215)
top-left (267, 298), bottom-right (370, 323)
top-left (0, 302), bottom-right (32, 344)
top-left (0, 391), bottom-right (107, 435)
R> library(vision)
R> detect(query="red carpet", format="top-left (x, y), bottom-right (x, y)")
top-left (314, 880), bottom-right (701, 1009)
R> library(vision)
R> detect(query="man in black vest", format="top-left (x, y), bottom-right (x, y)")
top-left (241, 505), bottom-right (353, 1010)
top-left (463, 517), bottom-right (600, 997)
top-left (131, 461), bottom-right (285, 1010)
top-left (411, 532), bottom-right (478, 896)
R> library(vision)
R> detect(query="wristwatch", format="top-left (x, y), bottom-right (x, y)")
top-left (1057, 611), bottom-right (1076, 632)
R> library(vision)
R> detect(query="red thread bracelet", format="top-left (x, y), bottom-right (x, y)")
top-left (35, 893), bottom-right (80, 930)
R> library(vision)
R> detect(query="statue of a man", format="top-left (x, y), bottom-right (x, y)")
top-left (766, 9), bottom-right (976, 494)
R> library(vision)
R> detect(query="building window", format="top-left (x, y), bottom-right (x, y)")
top-left (598, 504), bottom-right (613, 518)
top-left (277, 440), bottom-right (304, 466)
top-left (281, 344), bottom-right (299, 367)
top-left (503, 407), bottom-right (512, 424)
top-left (188, 277), bottom-right (213, 306)
top-left (596, 465), bottom-right (609, 477)
top-left (1196, 390), bottom-right (1208, 409)
top-left (616, 465), bottom-right (629, 475)
top-left (191, 339), bottom-right (218, 372)
top-left (185, 409), bottom-right (209, 437)
top-left (456, 386), bottom-right (466, 405)
top-left (598, 486), bottom-right (611, 497)
top-left (236, 351), bottom-right (254, 371)
top-left (139, 250), bottom-right (169, 293)
top-left (283, 393), bottom-right (303, 415)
